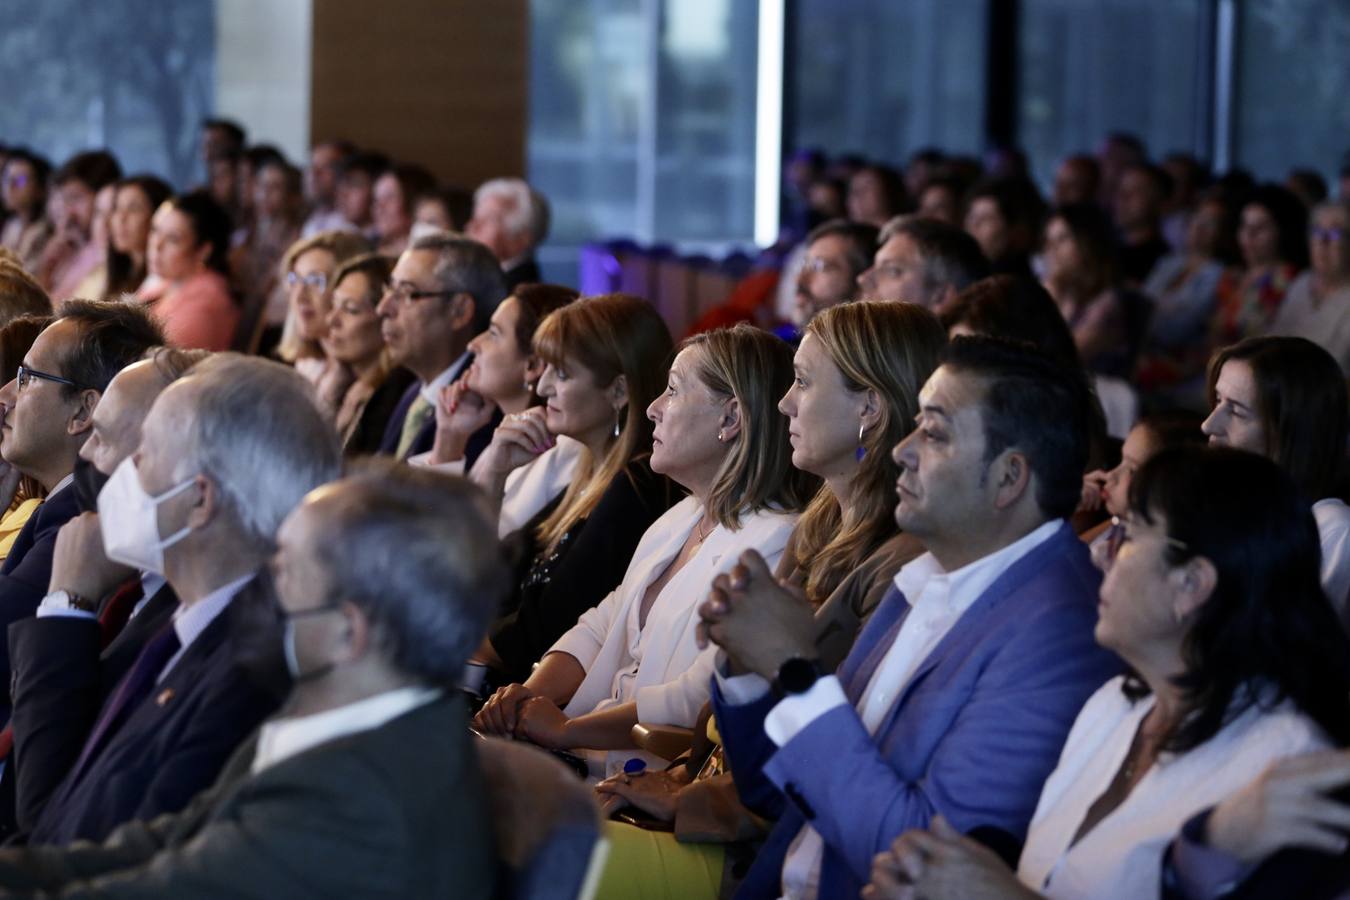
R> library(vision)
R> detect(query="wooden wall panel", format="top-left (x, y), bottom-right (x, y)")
top-left (310, 0), bottom-right (527, 189)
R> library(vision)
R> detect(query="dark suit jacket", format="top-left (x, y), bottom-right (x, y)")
top-left (343, 367), bottom-right (415, 457)
top-left (504, 257), bottom-right (542, 291)
top-left (376, 368), bottom-right (499, 466)
top-left (7, 582), bottom-right (178, 833)
top-left (22, 576), bottom-right (281, 846)
top-left (0, 484), bottom-right (81, 725)
top-left (0, 693), bottom-right (496, 899)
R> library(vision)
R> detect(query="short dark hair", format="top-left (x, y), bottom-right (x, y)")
top-left (312, 461), bottom-right (510, 684)
top-left (53, 150), bottom-right (122, 192)
top-left (165, 190), bottom-right (234, 276)
top-left (805, 219), bottom-right (879, 281)
top-left (379, 163), bottom-right (438, 218)
top-left (942, 335), bottom-right (1093, 520)
top-left (201, 118), bottom-right (247, 153)
top-left (881, 216), bottom-right (990, 297)
top-left (408, 235), bottom-right (508, 332)
top-left (965, 175), bottom-right (1047, 234)
top-left (1207, 336), bottom-right (1348, 501)
top-left (1048, 202), bottom-right (1122, 295)
top-left (940, 275), bottom-right (1081, 370)
top-left (52, 298), bottom-right (165, 397)
top-left (0, 315), bottom-right (51, 385)
top-left (1130, 446), bottom-right (1350, 751)
top-left (1244, 183), bottom-right (1310, 269)
top-left (339, 151), bottom-right (390, 182)
top-left (1121, 161), bottom-right (1173, 201)
top-left (243, 144), bottom-right (286, 173)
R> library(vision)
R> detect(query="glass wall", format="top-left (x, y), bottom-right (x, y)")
top-left (0, 0), bottom-right (214, 188)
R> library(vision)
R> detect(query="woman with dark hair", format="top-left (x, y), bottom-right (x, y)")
top-left (1202, 335), bottom-right (1350, 618)
top-left (847, 164), bottom-right (909, 228)
top-left (0, 314), bottom-right (51, 560)
top-left (0, 150), bottom-right (53, 273)
top-left (135, 190), bottom-right (237, 351)
top-left (105, 175), bottom-right (173, 297)
top-left (1042, 203), bottom-right (1150, 377)
top-left (372, 163), bottom-right (437, 257)
top-left (1210, 184), bottom-right (1308, 347)
top-left (869, 446), bottom-right (1350, 900)
top-left (941, 274), bottom-right (1082, 370)
top-left (417, 282), bottom-right (580, 535)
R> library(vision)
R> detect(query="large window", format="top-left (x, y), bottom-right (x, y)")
top-left (0, 0), bottom-right (214, 188)
top-left (1018, 0), bottom-right (1208, 189)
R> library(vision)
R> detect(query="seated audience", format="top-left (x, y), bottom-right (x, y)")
top-left (857, 216), bottom-right (990, 311)
top-left (231, 156), bottom-right (303, 350)
top-left (373, 163), bottom-right (436, 257)
top-left (915, 176), bottom-right (966, 227)
top-left (323, 253), bottom-right (414, 455)
top-left (0, 316), bottom-right (51, 563)
top-left (1160, 153), bottom-right (1209, 251)
top-left (847, 164), bottom-right (909, 229)
top-left (136, 190), bottom-right (238, 351)
top-left (1043, 203), bottom-right (1150, 377)
top-left (589, 301), bottom-right (945, 900)
top-left (468, 294), bottom-right (676, 684)
top-left (39, 151), bottom-right (122, 299)
top-left (0, 300), bottom-right (162, 723)
top-left (300, 140), bottom-right (355, 237)
top-left (0, 262), bottom-right (53, 325)
top-left (333, 150), bottom-right (387, 238)
top-left (271, 230), bottom-right (370, 394)
top-left (1114, 162), bottom-right (1174, 286)
top-left (417, 282), bottom-right (579, 535)
top-left (375, 234), bottom-right (507, 460)
top-left (476, 325), bottom-right (812, 775)
top-left (0, 463), bottom-right (503, 896)
top-left (6, 346), bottom-right (207, 829)
top-left (0, 150), bottom-right (52, 274)
top-left (786, 220), bottom-right (878, 338)
top-left (964, 175), bottom-right (1046, 279)
top-left (699, 336), bottom-right (1121, 900)
top-left (1210, 184), bottom-right (1308, 348)
top-left (870, 447), bottom-right (1350, 900)
top-left (1052, 154), bottom-right (1101, 208)
top-left (1267, 199), bottom-right (1350, 375)
top-left (940, 275), bottom-right (1082, 370)
top-left (466, 177), bottom-right (551, 290)
top-left (1096, 132), bottom-right (1148, 212)
top-left (14, 354), bottom-right (339, 845)
top-left (104, 175), bottom-right (173, 298)
top-left (1202, 335), bottom-right (1350, 619)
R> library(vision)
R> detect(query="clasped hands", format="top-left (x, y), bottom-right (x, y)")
top-left (695, 549), bottom-right (819, 681)
top-left (472, 683), bottom-right (573, 750)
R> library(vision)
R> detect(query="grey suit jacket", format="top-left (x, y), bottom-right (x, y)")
top-left (0, 692), bottom-right (495, 899)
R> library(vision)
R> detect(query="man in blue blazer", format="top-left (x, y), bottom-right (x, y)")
top-left (375, 234), bottom-right (506, 463)
top-left (700, 337), bottom-right (1122, 900)
top-left (0, 301), bottom-right (163, 726)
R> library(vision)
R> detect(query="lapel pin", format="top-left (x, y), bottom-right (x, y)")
top-left (156, 688), bottom-right (175, 706)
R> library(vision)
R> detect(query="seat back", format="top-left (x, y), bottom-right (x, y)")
top-left (476, 737), bottom-right (602, 900)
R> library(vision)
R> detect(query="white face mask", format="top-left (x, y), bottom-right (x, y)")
top-left (97, 457), bottom-right (199, 575)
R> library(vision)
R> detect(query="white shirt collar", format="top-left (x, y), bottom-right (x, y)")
top-left (166, 573), bottom-right (252, 666)
top-left (48, 472), bottom-right (75, 497)
top-left (418, 352), bottom-right (470, 407)
top-left (251, 686), bottom-right (442, 774)
top-left (894, 518), bottom-right (1064, 614)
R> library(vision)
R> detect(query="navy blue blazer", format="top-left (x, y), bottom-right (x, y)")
top-left (377, 372), bottom-right (500, 466)
top-left (7, 581), bottom-right (178, 832)
top-left (713, 522), bottom-right (1123, 900)
top-left (0, 485), bottom-right (81, 725)
top-left (23, 576), bottom-right (281, 846)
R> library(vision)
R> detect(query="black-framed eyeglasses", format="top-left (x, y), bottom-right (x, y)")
top-left (16, 364), bottom-right (77, 391)
top-left (383, 280), bottom-right (458, 304)
top-left (1095, 514), bottom-right (1191, 569)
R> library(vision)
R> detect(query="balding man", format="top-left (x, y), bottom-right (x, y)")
top-left (467, 177), bottom-right (551, 289)
top-left (0, 464), bottom-right (504, 897)
top-left (15, 355), bottom-right (340, 846)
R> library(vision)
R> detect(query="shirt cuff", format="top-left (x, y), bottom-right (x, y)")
top-left (407, 451), bottom-right (465, 474)
top-left (36, 591), bottom-right (97, 620)
top-left (764, 675), bottom-right (848, 747)
top-left (1166, 808), bottom-right (1256, 900)
top-left (713, 654), bottom-right (772, 706)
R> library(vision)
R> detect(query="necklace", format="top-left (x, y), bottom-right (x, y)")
top-left (692, 515), bottom-right (715, 547)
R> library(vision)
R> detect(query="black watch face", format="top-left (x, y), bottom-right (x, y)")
top-left (778, 657), bottom-right (819, 695)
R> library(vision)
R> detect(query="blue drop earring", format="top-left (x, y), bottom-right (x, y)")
top-left (855, 422), bottom-right (866, 462)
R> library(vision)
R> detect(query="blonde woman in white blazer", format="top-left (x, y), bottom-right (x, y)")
top-left (475, 325), bottom-right (816, 776)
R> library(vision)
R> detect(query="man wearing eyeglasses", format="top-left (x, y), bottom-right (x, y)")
top-left (781, 220), bottom-right (878, 343)
top-left (0, 300), bottom-right (163, 727)
top-left (376, 234), bottom-right (507, 462)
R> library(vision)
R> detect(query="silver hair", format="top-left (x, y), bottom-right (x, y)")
top-left (169, 353), bottom-right (341, 554)
top-left (407, 234), bottom-right (508, 332)
top-left (473, 177), bottom-right (551, 247)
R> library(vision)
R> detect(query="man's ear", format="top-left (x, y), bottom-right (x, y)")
top-left (989, 448), bottom-right (1032, 510)
top-left (450, 292), bottom-right (477, 332)
top-left (68, 388), bottom-right (100, 436)
top-left (339, 600), bottom-right (372, 662)
top-left (185, 473), bottom-right (218, 530)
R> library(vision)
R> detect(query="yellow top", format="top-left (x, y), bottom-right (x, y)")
top-left (0, 497), bottom-right (42, 562)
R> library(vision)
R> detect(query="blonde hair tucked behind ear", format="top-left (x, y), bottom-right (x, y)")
top-left (532, 294), bottom-right (673, 551)
top-left (276, 230), bottom-right (373, 363)
top-left (791, 302), bottom-right (946, 603)
top-left (680, 325), bottom-right (817, 529)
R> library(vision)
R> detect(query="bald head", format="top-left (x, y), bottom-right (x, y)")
top-left (79, 359), bottom-right (176, 476)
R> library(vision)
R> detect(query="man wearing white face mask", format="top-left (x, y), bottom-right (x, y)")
top-left (0, 300), bottom-right (163, 729)
top-left (4, 347), bottom-right (209, 833)
top-left (11, 354), bottom-right (340, 848)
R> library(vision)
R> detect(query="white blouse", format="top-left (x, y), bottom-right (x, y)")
top-left (410, 435), bottom-right (584, 538)
top-left (550, 496), bottom-right (797, 776)
top-left (1016, 676), bottom-right (1331, 900)
top-left (1314, 497), bottom-right (1350, 620)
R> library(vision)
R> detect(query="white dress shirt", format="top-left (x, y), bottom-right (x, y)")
top-left (252, 686), bottom-right (441, 774)
top-left (419, 353), bottom-right (470, 408)
top-left (1017, 677), bottom-right (1330, 900)
top-left (717, 519), bottom-right (1062, 900)
top-left (410, 434), bottom-right (583, 538)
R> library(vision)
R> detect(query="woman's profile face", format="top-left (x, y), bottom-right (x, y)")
top-left (110, 184), bottom-right (156, 256)
top-left (1102, 425), bottom-right (1160, 519)
top-left (647, 346), bottom-right (729, 488)
top-left (1094, 510), bottom-right (1193, 658)
top-left (466, 297), bottom-right (530, 404)
top-left (325, 271), bottom-right (384, 366)
top-left (147, 206), bottom-right (207, 283)
top-left (778, 333), bottom-right (868, 481)
top-left (1201, 360), bottom-right (1267, 457)
top-left (535, 353), bottom-right (617, 448)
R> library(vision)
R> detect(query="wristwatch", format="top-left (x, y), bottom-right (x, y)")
top-left (772, 656), bottom-right (822, 699)
top-left (46, 589), bottom-right (98, 613)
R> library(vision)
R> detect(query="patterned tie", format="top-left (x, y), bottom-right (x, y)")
top-left (68, 621), bottom-right (181, 782)
top-left (395, 393), bottom-right (433, 458)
